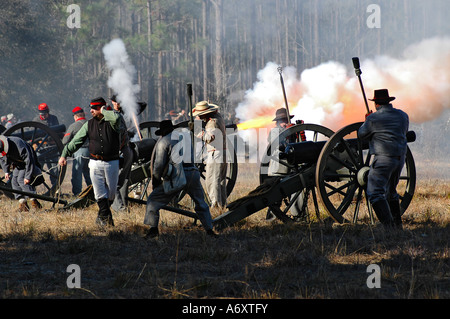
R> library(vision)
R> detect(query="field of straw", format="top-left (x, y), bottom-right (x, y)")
top-left (0, 162), bottom-right (448, 300)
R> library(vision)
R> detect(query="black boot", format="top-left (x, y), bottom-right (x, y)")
top-left (371, 200), bottom-right (394, 228)
top-left (144, 227), bottom-right (159, 239)
top-left (389, 200), bottom-right (403, 230)
top-left (96, 198), bottom-right (114, 227)
top-left (206, 229), bottom-right (219, 238)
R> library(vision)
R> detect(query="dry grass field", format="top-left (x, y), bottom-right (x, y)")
top-left (0, 162), bottom-right (448, 301)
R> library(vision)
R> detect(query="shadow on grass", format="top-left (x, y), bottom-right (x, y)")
top-left (0, 219), bottom-right (448, 299)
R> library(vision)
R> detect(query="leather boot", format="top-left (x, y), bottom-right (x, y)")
top-left (30, 198), bottom-right (42, 210)
top-left (144, 227), bottom-right (159, 239)
top-left (389, 200), bottom-right (403, 230)
top-left (96, 198), bottom-right (114, 227)
top-left (371, 200), bottom-right (394, 228)
top-left (18, 198), bottom-right (30, 212)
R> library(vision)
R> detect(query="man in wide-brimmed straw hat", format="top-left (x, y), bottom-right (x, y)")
top-left (358, 89), bottom-right (409, 230)
top-left (192, 101), bottom-right (227, 208)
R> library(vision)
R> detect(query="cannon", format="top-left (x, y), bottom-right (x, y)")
top-left (0, 121), bottom-right (67, 202)
top-left (213, 122), bottom-right (416, 229)
top-left (132, 120), bottom-right (239, 203)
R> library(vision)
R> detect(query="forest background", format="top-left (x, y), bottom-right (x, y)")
top-left (0, 0), bottom-right (449, 170)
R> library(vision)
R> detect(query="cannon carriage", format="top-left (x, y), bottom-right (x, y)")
top-left (213, 121), bottom-right (416, 229)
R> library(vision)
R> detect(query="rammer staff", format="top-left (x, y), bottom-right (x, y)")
top-left (352, 57), bottom-right (371, 115)
top-left (277, 66), bottom-right (292, 124)
top-left (186, 83), bottom-right (195, 148)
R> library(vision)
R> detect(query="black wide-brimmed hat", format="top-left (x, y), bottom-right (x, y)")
top-left (155, 120), bottom-right (174, 136)
top-left (272, 108), bottom-right (294, 122)
top-left (369, 89), bottom-right (396, 103)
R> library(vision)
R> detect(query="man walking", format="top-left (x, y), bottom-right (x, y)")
top-left (62, 106), bottom-right (92, 196)
top-left (144, 120), bottom-right (217, 238)
top-left (358, 89), bottom-right (409, 229)
top-left (58, 97), bottom-right (121, 226)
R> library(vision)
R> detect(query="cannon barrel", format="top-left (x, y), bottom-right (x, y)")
top-left (281, 130), bottom-right (416, 165)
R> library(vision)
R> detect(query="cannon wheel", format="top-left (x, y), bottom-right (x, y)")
top-left (315, 122), bottom-right (416, 224)
top-left (3, 121), bottom-right (66, 196)
top-left (136, 120), bottom-right (238, 202)
top-left (260, 123), bottom-right (335, 223)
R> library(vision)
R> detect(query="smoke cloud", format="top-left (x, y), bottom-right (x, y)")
top-left (102, 38), bottom-right (141, 124)
top-left (235, 37), bottom-right (450, 132)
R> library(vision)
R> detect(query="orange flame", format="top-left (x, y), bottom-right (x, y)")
top-left (237, 116), bottom-right (274, 130)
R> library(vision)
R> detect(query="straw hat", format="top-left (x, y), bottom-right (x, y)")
top-left (191, 101), bottom-right (219, 117)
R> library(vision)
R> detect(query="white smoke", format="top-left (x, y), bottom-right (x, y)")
top-left (102, 38), bottom-right (141, 124)
top-left (235, 37), bottom-right (450, 131)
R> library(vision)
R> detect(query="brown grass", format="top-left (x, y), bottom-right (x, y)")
top-left (0, 164), bottom-right (448, 299)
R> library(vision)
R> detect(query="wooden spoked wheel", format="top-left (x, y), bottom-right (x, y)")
top-left (259, 123), bottom-right (335, 223)
top-left (315, 122), bottom-right (416, 224)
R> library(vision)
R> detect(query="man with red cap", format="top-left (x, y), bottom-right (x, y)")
top-left (33, 103), bottom-right (60, 192)
top-left (358, 89), bottom-right (409, 230)
top-left (58, 97), bottom-right (121, 227)
top-left (33, 103), bottom-right (59, 127)
top-left (62, 107), bottom-right (92, 196)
